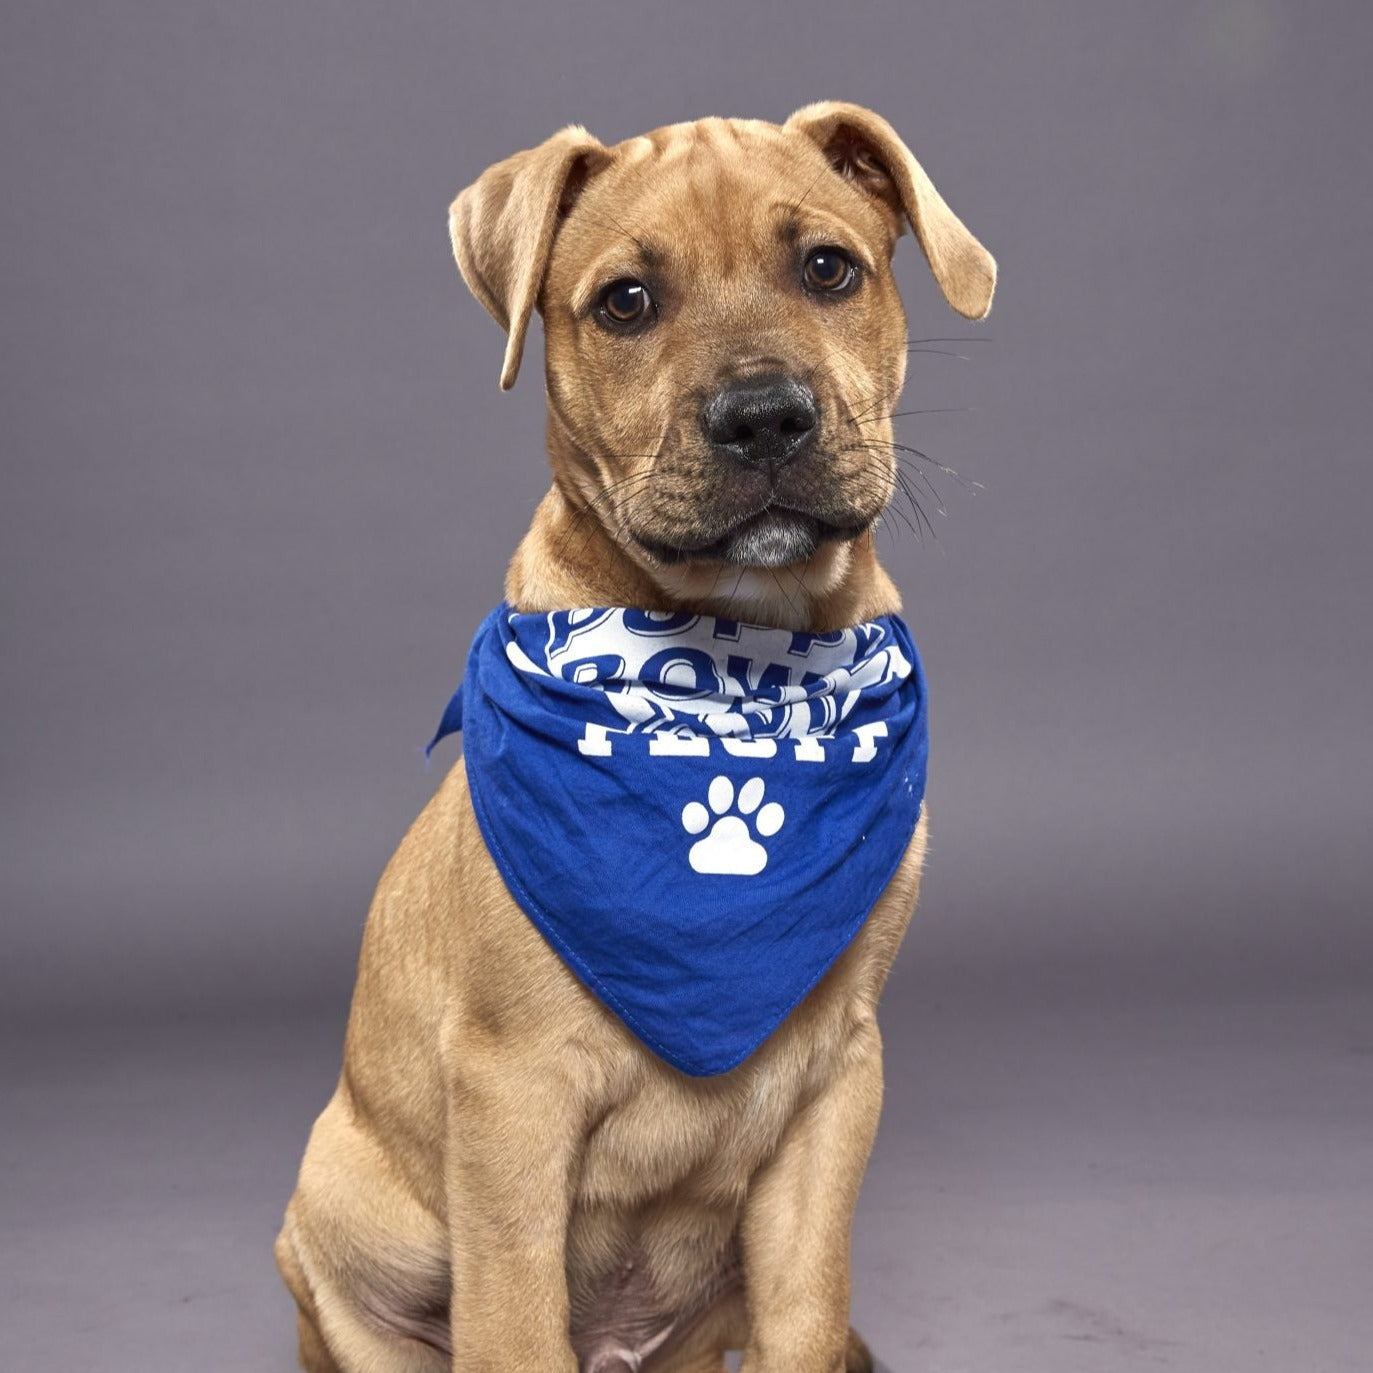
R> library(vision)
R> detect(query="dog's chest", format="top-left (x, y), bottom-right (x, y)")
top-left (570, 894), bottom-right (892, 1213)
top-left (577, 1020), bottom-right (845, 1211)
top-left (564, 1015), bottom-right (854, 1369)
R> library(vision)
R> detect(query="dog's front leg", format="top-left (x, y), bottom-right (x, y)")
top-left (738, 1022), bottom-right (885, 1373)
top-left (446, 1043), bottom-right (583, 1373)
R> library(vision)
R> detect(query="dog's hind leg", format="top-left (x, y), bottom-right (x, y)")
top-left (275, 1224), bottom-right (344, 1373)
top-left (295, 1310), bottom-right (344, 1373)
top-left (276, 1093), bottom-right (452, 1372)
top-left (275, 1205), bottom-right (449, 1373)
top-left (843, 1327), bottom-right (875, 1373)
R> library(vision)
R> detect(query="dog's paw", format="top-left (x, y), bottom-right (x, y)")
top-left (681, 775), bottom-right (784, 876)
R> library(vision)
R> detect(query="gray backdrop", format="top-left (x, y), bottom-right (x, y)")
top-left (3, 3), bottom-right (1371, 1370)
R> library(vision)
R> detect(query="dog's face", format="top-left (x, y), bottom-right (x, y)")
top-left (450, 104), bottom-right (994, 584)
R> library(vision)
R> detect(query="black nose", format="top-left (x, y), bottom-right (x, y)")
top-left (701, 375), bottom-right (819, 468)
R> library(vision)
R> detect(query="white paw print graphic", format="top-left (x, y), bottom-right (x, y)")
top-left (681, 775), bottom-right (785, 876)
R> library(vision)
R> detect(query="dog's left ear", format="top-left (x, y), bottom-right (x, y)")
top-left (784, 101), bottom-right (996, 320)
top-left (450, 125), bottom-right (610, 389)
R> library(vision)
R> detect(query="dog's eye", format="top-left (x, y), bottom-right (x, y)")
top-left (802, 248), bottom-right (856, 294)
top-left (598, 279), bottom-right (654, 328)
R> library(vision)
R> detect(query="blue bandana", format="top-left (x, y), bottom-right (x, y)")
top-left (427, 604), bottom-right (929, 1077)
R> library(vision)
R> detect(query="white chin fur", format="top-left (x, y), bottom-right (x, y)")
top-left (721, 513), bottom-right (818, 568)
top-left (643, 532), bottom-right (855, 630)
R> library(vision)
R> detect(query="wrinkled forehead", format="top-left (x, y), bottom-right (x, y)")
top-left (550, 119), bottom-right (895, 309)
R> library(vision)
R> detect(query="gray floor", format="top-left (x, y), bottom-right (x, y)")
top-left (3, 979), bottom-right (1370, 1372)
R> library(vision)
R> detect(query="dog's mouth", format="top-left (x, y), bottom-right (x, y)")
top-left (630, 505), bottom-right (870, 569)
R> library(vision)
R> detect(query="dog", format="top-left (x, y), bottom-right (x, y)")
top-left (275, 100), bottom-right (994, 1373)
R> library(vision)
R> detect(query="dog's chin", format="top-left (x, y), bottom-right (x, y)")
top-left (718, 510), bottom-right (826, 568)
top-left (633, 508), bottom-right (867, 570)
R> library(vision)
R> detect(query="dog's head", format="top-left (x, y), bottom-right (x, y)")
top-left (450, 102), bottom-right (994, 594)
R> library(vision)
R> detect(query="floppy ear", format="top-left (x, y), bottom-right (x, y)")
top-left (784, 101), bottom-right (996, 320)
top-left (449, 125), bottom-right (609, 389)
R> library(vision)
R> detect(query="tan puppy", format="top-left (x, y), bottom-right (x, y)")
top-left (276, 101), bottom-right (994, 1373)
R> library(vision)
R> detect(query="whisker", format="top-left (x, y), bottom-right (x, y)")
top-left (872, 484), bottom-right (921, 542)
top-left (835, 440), bottom-right (951, 526)
top-left (894, 467), bottom-right (939, 540)
top-left (848, 407), bottom-right (971, 426)
top-left (705, 559), bottom-right (729, 602)
top-left (767, 567), bottom-right (799, 616)
top-left (889, 442), bottom-right (984, 491)
top-left (576, 210), bottom-right (653, 260)
top-left (788, 166), bottom-right (827, 217)
top-left (839, 438), bottom-right (983, 492)
top-left (728, 565), bottom-right (749, 605)
top-left (555, 467), bottom-right (664, 560)
top-left (845, 389), bottom-right (901, 426)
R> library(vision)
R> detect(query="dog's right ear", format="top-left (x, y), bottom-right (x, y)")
top-left (449, 125), bottom-right (610, 390)
top-left (784, 101), bottom-right (996, 321)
